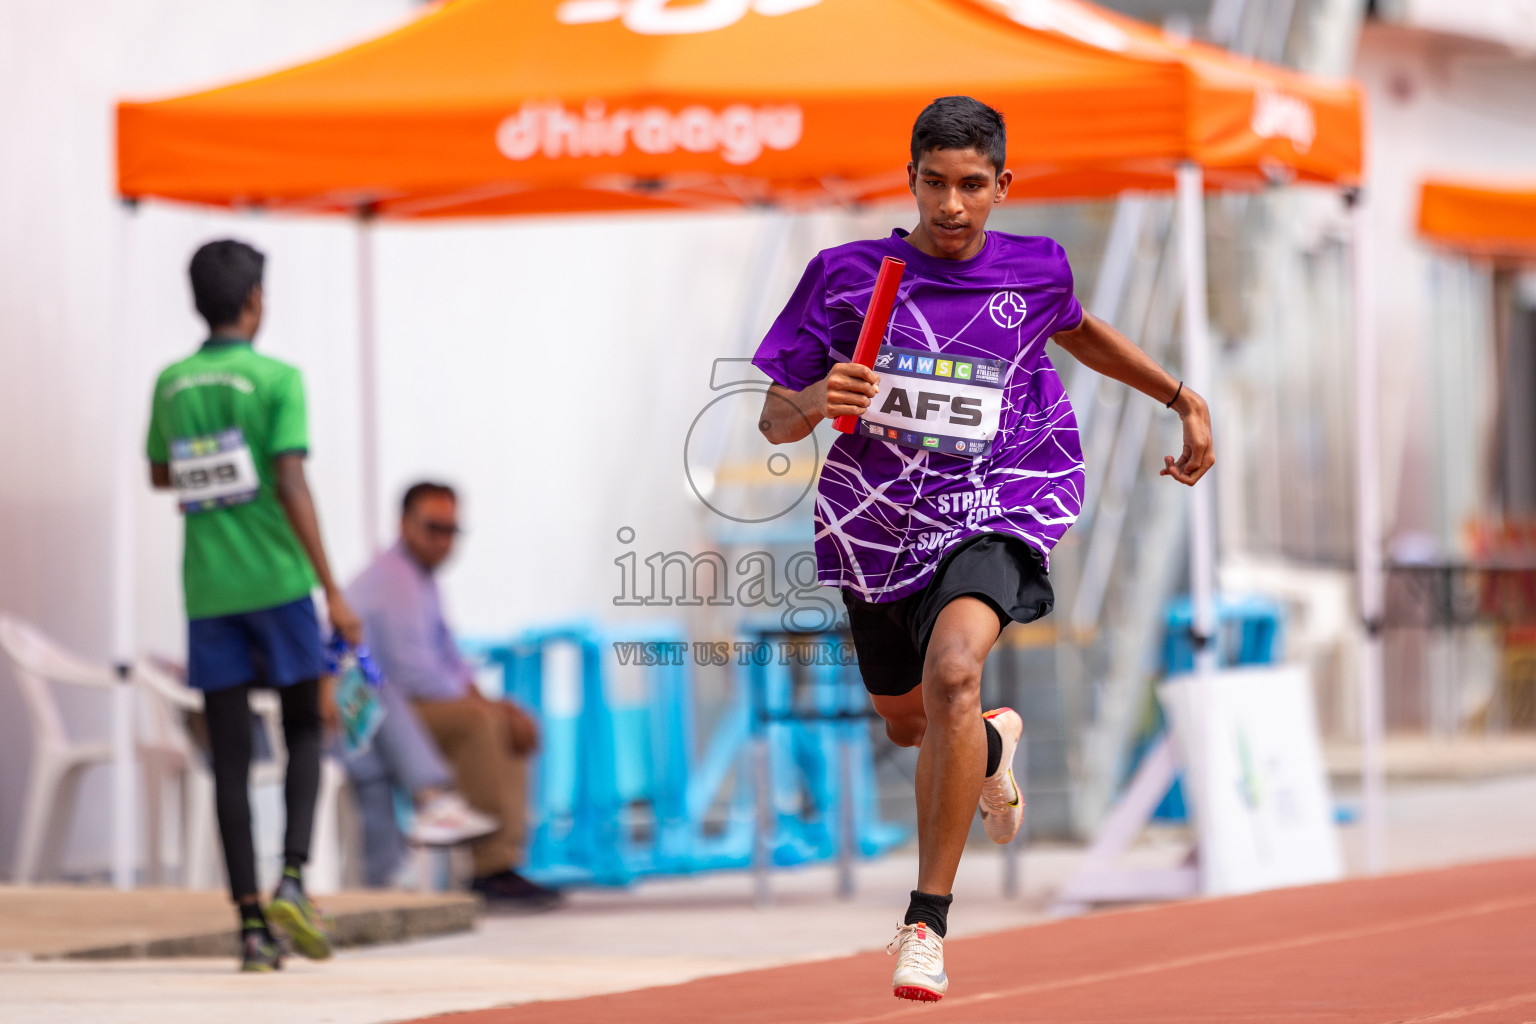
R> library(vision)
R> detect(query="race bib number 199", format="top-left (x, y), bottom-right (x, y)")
top-left (170, 428), bottom-right (260, 514)
top-left (859, 345), bottom-right (1005, 457)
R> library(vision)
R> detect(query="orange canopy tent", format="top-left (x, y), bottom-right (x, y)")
top-left (1418, 180), bottom-right (1536, 261)
top-left (116, 0), bottom-right (1361, 217)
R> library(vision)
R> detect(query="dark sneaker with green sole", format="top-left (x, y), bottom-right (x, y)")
top-left (240, 929), bottom-right (283, 973)
top-left (267, 875), bottom-right (334, 961)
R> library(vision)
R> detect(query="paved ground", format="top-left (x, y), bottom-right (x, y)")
top-left (2, 773), bottom-right (1533, 1024)
top-left (0, 842), bottom-right (1177, 1024)
top-left (1326, 735), bottom-right (1536, 783)
top-left (1335, 772), bottom-right (1536, 874)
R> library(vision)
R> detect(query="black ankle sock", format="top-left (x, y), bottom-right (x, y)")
top-left (238, 902), bottom-right (269, 935)
top-left (281, 858), bottom-right (305, 890)
top-left (904, 890), bottom-right (953, 939)
top-left (983, 717), bottom-right (1003, 777)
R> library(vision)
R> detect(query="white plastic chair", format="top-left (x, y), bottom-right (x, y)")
top-left (0, 615), bottom-right (121, 885)
top-left (135, 657), bottom-right (354, 893)
top-left (0, 611), bottom-right (353, 890)
top-left (132, 656), bottom-right (221, 887)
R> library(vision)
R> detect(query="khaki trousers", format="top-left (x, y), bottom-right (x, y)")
top-left (411, 697), bottom-right (528, 878)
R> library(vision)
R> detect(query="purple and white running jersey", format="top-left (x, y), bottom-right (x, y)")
top-left (754, 229), bottom-right (1086, 602)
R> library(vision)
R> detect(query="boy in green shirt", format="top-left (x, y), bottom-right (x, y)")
top-left (146, 239), bottom-right (362, 972)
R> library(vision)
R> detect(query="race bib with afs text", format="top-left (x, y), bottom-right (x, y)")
top-left (171, 428), bottom-right (260, 514)
top-left (857, 345), bottom-right (1004, 457)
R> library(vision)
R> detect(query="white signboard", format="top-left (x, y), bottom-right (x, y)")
top-left (1158, 665), bottom-right (1344, 897)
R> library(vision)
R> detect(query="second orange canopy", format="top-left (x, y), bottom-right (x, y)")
top-left (1419, 180), bottom-right (1536, 261)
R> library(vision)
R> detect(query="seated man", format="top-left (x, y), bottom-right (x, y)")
top-left (348, 481), bottom-right (559, 909)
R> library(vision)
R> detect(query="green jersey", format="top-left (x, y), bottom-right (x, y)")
top-left (145, 338), bottom-right (318, 619)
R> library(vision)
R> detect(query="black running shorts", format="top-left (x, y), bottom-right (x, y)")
top-left (840, 533), bottom-right (1054, 697)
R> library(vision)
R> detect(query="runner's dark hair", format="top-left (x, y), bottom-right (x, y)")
top-left (189, 239), bottom-right (265, 330)
top-left (402, 481), bottom-right (457, 516)
top-left (910, 96), bottom-right (1007, 175)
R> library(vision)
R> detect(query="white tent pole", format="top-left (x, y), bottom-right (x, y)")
top-left (110, 199), bottom-right (139, 891)
top-left (1349, 187), bottom-right (1386, 875)
top-left (1068, 194), bottom-right (1146, 415)
top-left (1176, 165), bottom-right (1219, 673)
top-left (1177, 163), bottom-right (1220, 891)
top-left (358, 210), bottom-right (381, 557)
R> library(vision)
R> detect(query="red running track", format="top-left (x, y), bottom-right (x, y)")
top-left (409, 857), bottom-right (1536, 1024)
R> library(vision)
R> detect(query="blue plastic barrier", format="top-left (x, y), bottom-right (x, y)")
top-left (466, 625), bottom-right (594, 882)
top-left (469, 622), bottom-right (698, 885)
top-left (464, 620), bottom-right (906, 887)
top-left (735, 626), bottom-right (908, 869)
top-left (1162, 594), bottom-right (1284, 674)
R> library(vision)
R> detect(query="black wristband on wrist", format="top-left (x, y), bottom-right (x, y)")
top-left (1165, 380), bottom-right (1184, 409)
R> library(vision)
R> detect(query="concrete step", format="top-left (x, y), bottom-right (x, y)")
top-left (0, 887), bottom-right (475, 961)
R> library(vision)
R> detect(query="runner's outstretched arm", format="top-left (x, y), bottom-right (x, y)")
top-left (1053, 313), bottom-right (1215, 486)
top-left (758, 363), bottom-right (882, 445)
top-left (273, 453), bottom-right (363, 646)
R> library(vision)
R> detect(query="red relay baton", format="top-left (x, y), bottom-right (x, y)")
top-left (833, 256), bottom-right (906, 434)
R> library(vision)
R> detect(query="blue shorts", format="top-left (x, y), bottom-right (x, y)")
top-left (188, 596), bottom-right (325, 693)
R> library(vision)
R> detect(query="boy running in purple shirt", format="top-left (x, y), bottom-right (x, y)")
top-left (754, 96), bottom-right (1213, 1002)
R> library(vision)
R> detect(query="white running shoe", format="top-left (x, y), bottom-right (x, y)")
top-left (979, 707), bottom-right (1025, 844)
top-left (410, 792), bottom-right (498, 847)
top-left (888, 921), bottom-right (948, 1002)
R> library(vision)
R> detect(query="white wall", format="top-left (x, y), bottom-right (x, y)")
top-left (1393, 0), bottom-right (1536, 52)
top-left (0, 0), bottom-right (871, 877)
top-left (374, 212), bottom-right (811, 636)
top-left (1354, 23), bottom-right (1536, 552)
top-left (0, 0), bottom-right (436, 878)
